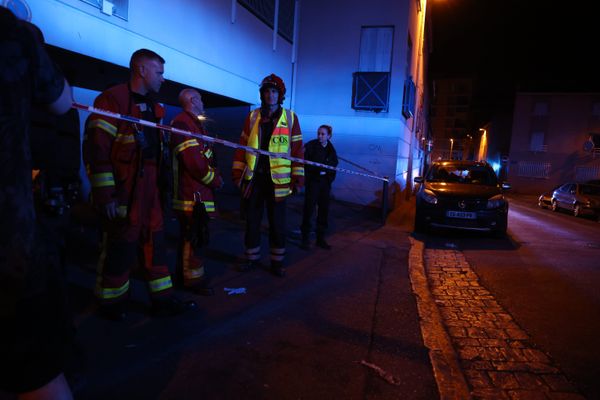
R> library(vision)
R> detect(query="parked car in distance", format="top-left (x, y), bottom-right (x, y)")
top-left (551, 182), bottom-right (600, 218)
top-left (538, 186), bottom-right (560, 208)
top-left (413, 160), bottom-right (510, 236)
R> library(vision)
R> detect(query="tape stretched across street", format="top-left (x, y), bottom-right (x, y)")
top-left (72, 102), bottom-right (389, 183)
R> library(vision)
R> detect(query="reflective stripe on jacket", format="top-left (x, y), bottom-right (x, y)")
top-left (232, 107), bottom-right (304, 200)
top-left (170, 111), bottom-right (221, 216)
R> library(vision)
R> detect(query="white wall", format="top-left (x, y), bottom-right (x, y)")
top-left (27, 0), bottom-right (428, 208)
top-left (28, 0), bottom-right (294, 106)
top-left (294, 0), bottom-right (416, 206)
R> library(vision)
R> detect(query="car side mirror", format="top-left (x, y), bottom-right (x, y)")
top-left (501, 182), bottom-right (511, 190)
top-left (414, 176), bottom-right (424, 183)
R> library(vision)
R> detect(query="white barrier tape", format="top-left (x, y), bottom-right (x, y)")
top-left (73, 102), bottom-right (389, 182)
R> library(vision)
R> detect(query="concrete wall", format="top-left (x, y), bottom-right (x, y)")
top-left (28, 0), bottom-right (294, 106)
top-left (27, 0), bottom-right (429, 208)
top-left (294, 0), bottom-right (427, 206)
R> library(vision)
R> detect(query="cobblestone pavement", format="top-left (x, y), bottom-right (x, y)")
top-left (424, 247), bottom-right (586, 400)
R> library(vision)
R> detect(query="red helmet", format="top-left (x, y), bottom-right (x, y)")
top-left (260, 73), bottom-right (286, 103)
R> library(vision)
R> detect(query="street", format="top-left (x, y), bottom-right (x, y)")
top-left (422, 194), bottom-right (600, 399)
top-left (57, 193), bottom-right (438, 400)
top-left (2, 192), bottom-right (599, 399)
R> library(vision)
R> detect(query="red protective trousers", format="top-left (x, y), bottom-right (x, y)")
top-left (96, 162), bottom-right (173, 303)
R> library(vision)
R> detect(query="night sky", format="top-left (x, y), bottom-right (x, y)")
top-left (429, 0), bottom-right (599, 121)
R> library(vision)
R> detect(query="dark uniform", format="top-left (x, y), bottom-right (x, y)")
top-left (301, 138), bottom-right (338, 246)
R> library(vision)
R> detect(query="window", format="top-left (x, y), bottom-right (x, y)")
top-left (401, 76), bottom-right (416, 118)
top-left (352, 26), bottom-right (394, 112)
top-left (529, 131), bottom-right (546, 152)
top-left (358, 26), bottom-right (394, 72)
top-left (80, 0), bottom-right (129, 20)
top-left (238, 0), bottom-right (296, 43)
top-left (401, 32), bottom-right (415, 119)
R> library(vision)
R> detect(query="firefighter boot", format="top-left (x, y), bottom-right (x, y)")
top-left (151, 295), bottom-right (197, 317)
top-left (316, 234), bottom-right (331, 250)
top-left (187, 277), bottom-right (215, 296)
top-left (270, 260), bottom-right (286, 278)
top-left (98, 302), bottom-right (127, 322)
top-left (300, 233), bottom-right (310, 250)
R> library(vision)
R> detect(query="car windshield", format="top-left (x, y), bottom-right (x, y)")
top-left (427, 164), bottom-right (497, 186)
top-left (581, 184), bottom-right (600, 195)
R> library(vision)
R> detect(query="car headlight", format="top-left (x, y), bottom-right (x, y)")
top-left (421, 189), bottom-right (438, 205)
top-left (487, 194), bottom-right (506, 209)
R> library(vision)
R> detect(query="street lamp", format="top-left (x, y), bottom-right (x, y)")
top-left (478, 128), bottom-right (487, 161)
top-left (449, 138), bottom-right (454, 159)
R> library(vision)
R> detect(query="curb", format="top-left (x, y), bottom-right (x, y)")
top-left (408, 237), bottom-right (472, 400)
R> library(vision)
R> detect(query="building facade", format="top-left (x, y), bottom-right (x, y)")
top-left (429, 77), bottom-right (474, 162)
top-left (23, 0), bottom-right (430, 208)
top-left (507, 92), bottom-right (600, 194)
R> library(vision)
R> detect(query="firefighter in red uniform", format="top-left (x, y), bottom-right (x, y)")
top-left (84, 49), bottom-right (195, 320)
top-left (170, 88), bottom-right (223, 295)
top-left (232, 74), bottom-right (304, 277)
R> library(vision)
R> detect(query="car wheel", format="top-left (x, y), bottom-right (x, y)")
top-left (573, 203), bottom-right (581, 217)
top-left (538, 198), bottom-right (546, 208)
top-left (493, 217), bottom-right (508, 238)
top-left (551, 200), bottom-right (559, 212)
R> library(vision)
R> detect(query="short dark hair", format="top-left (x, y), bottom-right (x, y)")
top-left (319, 124), bottom-right (333, 137)
top-left (129, 48), bottom-right (165, 70)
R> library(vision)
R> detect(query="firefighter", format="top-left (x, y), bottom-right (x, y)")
top-left (232, 74), bottom-right (304, 277)
top-left (170, 88), bottom-right (223, 295)
top-left (83, 49), bottom-right (196, 320)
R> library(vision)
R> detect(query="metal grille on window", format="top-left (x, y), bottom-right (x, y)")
top-left (352, 72), bottom-right (391, 112)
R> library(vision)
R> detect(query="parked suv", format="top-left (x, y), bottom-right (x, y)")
top-left (414, 160), bottom-right (510, 235)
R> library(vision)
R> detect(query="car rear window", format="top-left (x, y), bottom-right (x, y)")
top-left (427, 164), bottom-right (497, 185)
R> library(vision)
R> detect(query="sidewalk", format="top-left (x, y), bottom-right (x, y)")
top-left (51, 191), bottom-right (439, 399)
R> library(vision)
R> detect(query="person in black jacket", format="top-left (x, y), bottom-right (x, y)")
top-left (1, 7), bottom-right (75, 399)
top-left (300, 125), bottom-right (338, 250)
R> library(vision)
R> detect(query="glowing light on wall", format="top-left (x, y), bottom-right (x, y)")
top-left (491, 162), bottom-right (500, 174)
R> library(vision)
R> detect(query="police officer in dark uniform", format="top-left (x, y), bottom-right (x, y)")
top-left (300, 124), bottom-right (338, 250)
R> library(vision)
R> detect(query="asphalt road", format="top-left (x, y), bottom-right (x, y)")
top-left (423, 195), bottom-right (600, 399)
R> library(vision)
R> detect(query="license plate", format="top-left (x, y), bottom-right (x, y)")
top-left (446, 210), bottom-right (476, 219)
